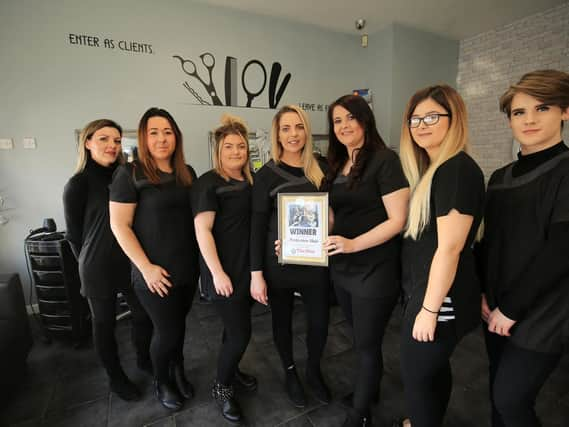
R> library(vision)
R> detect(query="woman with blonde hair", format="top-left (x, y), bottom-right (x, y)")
top-left (479, 69), bottom-right (569, 427)
top-left (193, 114), bottom-right (256, 423)
top-left (250, 105), bottom-right (331, 408)
top-left (63, 119), bottom-right (152, 401)
top-left (397, 85), bottom-right (485, 427)
top-left (324, 94), bottom-right (409, 426)
top-left (110, 108), bottom-right (199, 411)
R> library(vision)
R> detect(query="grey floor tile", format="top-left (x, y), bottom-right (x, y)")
top-left (276, 414), bottom-right (314, 426)
top-left (144, 415), bottom-right (176, 427)
top-left (305, 402), bottom-right (346, 427)
top-left (1, 381), bottom-right (53, 426)
top-left (42, 397), bottom-right (108, 427)
top-left (174, 402), bottom-right (230, 426)
top-left (46, 370), bottom-right (109, 415)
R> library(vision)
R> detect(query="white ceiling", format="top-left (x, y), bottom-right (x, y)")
top-left (193, 0), bottom-right (567, 40)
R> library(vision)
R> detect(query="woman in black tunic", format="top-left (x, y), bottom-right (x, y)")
top-left (397, 85), bottom-right (485, 427)
top-left (193, 115), bottom-right (256, 423)
top-left (63, 119), bottom-right (152, 401)
top-left (323, 95), bottom-right (409, 427)
top-left (109, 108), bottom-right (199, 411)
top-left (250, 105), bottom-right (331, 408)
top-left (479, 70), bottom-right (569, 427)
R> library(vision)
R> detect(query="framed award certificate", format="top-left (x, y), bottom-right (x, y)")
top-left (277, 193), bottom-right (328, 267)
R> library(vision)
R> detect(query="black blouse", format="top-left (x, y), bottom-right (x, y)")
top-left (63, 158), bottom-right (130, 298)
top-left (109, 161), bottom-right (199, 291)
top-left (402, 151), bottom-right (485, 338)
top-left (250, 159), bottom-right (328, 289)
top-left (329, 148), bottom-right (409, 298)
top-left (192, 170), bottom-right (252, 300)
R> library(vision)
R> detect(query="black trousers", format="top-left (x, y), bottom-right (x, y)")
top-left (400, 320), bottom-right (459, 427)
top-left (135, 285), bottom-right (194, 384)
top-left (484, 329), bottom-right (562, 427)
top-left (87, 287), bottom-right (153, 379)
top-left (213, 297), bottom-right (252, 385)
top-left (335, 285), bottom-right (398, 415)
top-left (268, 284), bottom-right (330, 372)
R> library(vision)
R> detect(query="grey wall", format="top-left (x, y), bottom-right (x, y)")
top-left (457, 3), bottom-right (569, 178)
top-left (0, 0), bottom-right (459, 297)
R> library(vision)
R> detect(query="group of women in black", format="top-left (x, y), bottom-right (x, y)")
top-left (63, 68), bottom-right (569, 427)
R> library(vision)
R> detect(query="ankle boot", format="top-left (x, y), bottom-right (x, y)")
top-left (212, 381), bottom-right (243, 423)
top-left (109, 372), bottom-right (141, 401)
top-left (233, 368), bottom-right (257, 393)
top-left (342, 407), bottom-right (372, 427)
top-left (170, 361), bottom-right (194, 400)
top-left (154, 380), bottom-right (183, 411)
top-left (285, 366), bottom-right (306, 408)
top-left (305, 366), bottom-right (331, 404)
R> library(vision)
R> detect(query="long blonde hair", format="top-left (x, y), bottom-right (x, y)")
top-left (212, 114), bottom-right (253, 184)
top-left (270, 105), bottom-right (324, 188)
top-left (400, 85), bottom-right (469, 239)
top-left (75, 119), bottom-right (124, 174)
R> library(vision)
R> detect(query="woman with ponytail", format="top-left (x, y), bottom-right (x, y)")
top-left (193, 114), bottom-right (256, 424)
top-left (396, 85), bottom-right (485, 427)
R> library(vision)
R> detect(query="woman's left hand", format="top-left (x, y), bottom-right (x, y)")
top-left (324, 235), bottom-right (355, 255)
top-left (487, 307), bottom-right (516, 336)
top-left (412, 308), bottom-right (438, 342)
top-left (274, 240), bottom-right (281, 257)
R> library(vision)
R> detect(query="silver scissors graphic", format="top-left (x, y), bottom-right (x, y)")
top-left (173, 53), bottom-right (223, 106)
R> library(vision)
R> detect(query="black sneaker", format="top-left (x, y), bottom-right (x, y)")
top-left (285, 367), bottom-right (306, 408)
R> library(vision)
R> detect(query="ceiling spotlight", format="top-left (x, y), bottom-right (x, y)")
top-left (355, 18), bottom-right (366, 31)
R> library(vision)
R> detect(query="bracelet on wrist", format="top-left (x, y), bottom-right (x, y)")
top-left (422, 305), bottom-right (439, 314)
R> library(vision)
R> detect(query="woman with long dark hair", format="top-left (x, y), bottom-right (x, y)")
top-left (63, 119), bottom-right (152, 401)
top-left (110, 108), bottom-right (199, 411)
top-left (324, 94), bottom-right (409, 426)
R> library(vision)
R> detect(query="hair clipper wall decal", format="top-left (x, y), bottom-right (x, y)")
top-left (173, 52), bottom-right (292, 109)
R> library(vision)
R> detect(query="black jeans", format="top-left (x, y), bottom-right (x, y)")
top-left (400, 319), bottom-right (459, 427)
top-left (268, 284), bottom-right (330, 372)
top-left (335, 285), bottom-right (398, 415)
top-left (213, 298), bottom-right (252, 385)
top-left (87, 287), bottom-right (153, 379)
top-left (484, 329), bottom-right (562, 427)
top-left (135, 285), bottom-right (194, 384)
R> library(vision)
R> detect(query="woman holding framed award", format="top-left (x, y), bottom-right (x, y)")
top-left (193, 114), bottom-right (256, 424)
top-left (324, 94), bottom-right (409, 427)
top-left (250, 105), bottom-right (331, 408)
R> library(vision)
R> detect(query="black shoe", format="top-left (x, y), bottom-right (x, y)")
top-left (212, 381), bottom-right (243, 423)
top-left (233, 368), bottom-right (257, 393)
top-left (342, 408), bottom-right (372, 427)
top-left (170, 362), bottom-right (194, 400)
top-left (285, 366), bottom-right (306, 408)
top-left (110, 374), bottom-right (142, 401)
top-left (305, 367), bottom-right (331, 404)
top-left (137, 358), bottom-right (153, 376)
top-left (154, 380), bottom-right (183, 411)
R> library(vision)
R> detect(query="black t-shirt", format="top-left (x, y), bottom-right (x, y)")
top-left (109, 161), bottom-right (199, 290)
top-left (480, 143), bottom-right (569, 353)
top-left (192, 170), bottom-right (252, 301)
top-left (250, 159), bottom-right (328, 289)
top-left (402, 151), bottom-right (485, 338)
top-left (63, 158), bottom-right (130, 298)
top-left (329, 148), bottom-right (409, 298)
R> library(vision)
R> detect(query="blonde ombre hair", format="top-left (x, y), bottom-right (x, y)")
top-left (212, 114), bottom-right (253, 185)
top-left (75, 119), bottom-right (124, 174)
top-left (400, 85), bottom-right (469, 239)
top-left (270, 105), bottom-right (324, 188)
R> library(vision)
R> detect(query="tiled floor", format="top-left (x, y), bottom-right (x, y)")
top-left (2, 297), bottom-right (568, 427)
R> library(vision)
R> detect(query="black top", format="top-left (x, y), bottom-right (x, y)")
top-left (480, 142), bottom-right (569, 353)
top-left (250, 159), bottom-right (328, 288)
top-left (63, 158), bottom-right (130, 298)
top-left (109, 161), bottom-right (199, 291)
top-left (192, 170), bottom-right (252, 301)
top-left (329, 148), bottom-right (409, 298)
top-left (402, 152), bottom-right (485, 338)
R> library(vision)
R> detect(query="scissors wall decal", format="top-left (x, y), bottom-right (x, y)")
top-left (173, 53), bottom-right (223, 106)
